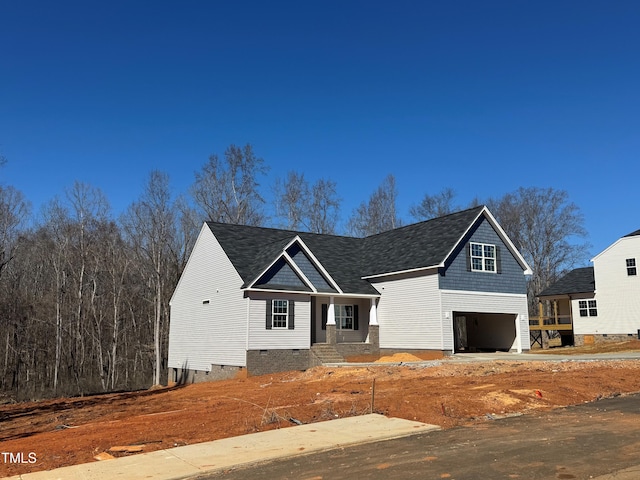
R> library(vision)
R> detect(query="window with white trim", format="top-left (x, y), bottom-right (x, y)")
top-left (627, 258), bottom-right (637, 276)
top-left (272, 299), bottom-right (289, 328)
top-left (578, 300), bottom-right (598, 317)
top-left (335, 305), bottom-right (354, 330)
top-left (470, 242), bottom-right (496, 273)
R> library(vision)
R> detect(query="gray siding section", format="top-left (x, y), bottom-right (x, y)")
top-left (288, 244), bottom-right (337, 293)
top-left (439, 218), bottom-right (526, 294)
top-left (255, 258), bottom-right (308, 290)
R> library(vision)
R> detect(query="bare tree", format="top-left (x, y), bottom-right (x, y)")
top-left (66, 182), bottom-right (111, 384)
top-left (41, 199), bottom-right (71, 393)
top-left (191, 144), bottom-right (268, 225)
top-left (347, 174), bottom-right (402, 237)
top-left (487, 187), bottom-right (590, 311)
top-left (0, 172), bottom-right (193, 400)
top-left (308, 178), bottom-right (340, 234)
top-left (122, 171), bottom-right (178, 386)
top-left (274, 172), bottom-right (341, 234)
top-left (274, 171), bottom-right (308, 230)
top-left (173, 195), bottom-right (200, 273)
top-left (410, 187), bottom-right (458, 221)
top-left (0, 185), bottom-right (30, 278)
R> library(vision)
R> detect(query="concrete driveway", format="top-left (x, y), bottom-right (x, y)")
top-left (200, 393), bottom-right (640, 480)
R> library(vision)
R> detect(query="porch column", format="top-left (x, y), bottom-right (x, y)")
top-left (326, 296), bottom-right (337, 345)
top-left (369, 298), bottom-right (378, 325)
top-left (515, 314), bottom-right (522, 353)
top-left (367, 298), bottom-right (380, 351)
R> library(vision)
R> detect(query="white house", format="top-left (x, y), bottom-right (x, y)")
top-left (168, 206), bottom-right (532, 382)
top-left (537, 229), bottom-right (640, 346)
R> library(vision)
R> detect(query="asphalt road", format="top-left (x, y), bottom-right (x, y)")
top-left (199, 393), bottom-right (640, 480)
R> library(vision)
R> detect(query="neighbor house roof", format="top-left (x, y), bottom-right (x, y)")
top-left (537, 267), bottom-right (595, 297)
top-left (207, 205), bottom-right (527, 296)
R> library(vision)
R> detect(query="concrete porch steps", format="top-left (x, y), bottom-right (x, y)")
top-left (311, 344), bottom-right (345, 364)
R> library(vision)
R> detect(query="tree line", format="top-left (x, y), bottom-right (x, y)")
top-left (0, 145), bottom-right (589, 401)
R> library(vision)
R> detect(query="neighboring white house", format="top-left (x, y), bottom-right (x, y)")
top-left (168, 206), bottom-right (532, 382)
top-left (538, 229), bottom-right (640, 346)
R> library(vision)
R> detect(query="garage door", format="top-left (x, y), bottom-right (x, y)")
top-left (454, 312), bottom-right (517, 353)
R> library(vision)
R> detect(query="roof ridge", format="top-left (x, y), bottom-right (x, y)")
top-left (363, 204), bottom-right (485, 239)
top-left (206, 221), bottom-right (358, 240)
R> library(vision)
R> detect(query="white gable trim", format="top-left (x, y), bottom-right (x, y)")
top-left (362, 207), bottom-right (532, 280)
top-left (246, 235), bottom-right (343, 294)
top-left (591, 234), bottom-right (637, 262)
top-left (286, 236), bottom-right (344, 294)
top-left (243, 287), bottom-right (379, 298)
top-left (443, 207), bottom-right (533, 275)
top-left (170, 223), bottom-right (231, 306)
top-left (247, 252), bottom-right (314, 292)
top-left (243, 287), bottom-right (315, 296)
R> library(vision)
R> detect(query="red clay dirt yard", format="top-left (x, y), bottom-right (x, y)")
top-left (2, 342), bottom-right (640, 477)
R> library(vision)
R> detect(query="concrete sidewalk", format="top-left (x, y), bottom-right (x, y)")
top-left (3, 414), bottom-right (439, 480)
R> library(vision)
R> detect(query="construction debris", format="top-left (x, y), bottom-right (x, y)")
top-left (108, 445), bottom-right (146, 453)
top-left (94, 452), bottom-right (115, 461)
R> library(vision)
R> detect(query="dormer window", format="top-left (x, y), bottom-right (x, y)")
top-left (470, 242), bottom-right (496, 273)
top-left (627, 258), bottom-right (637, 276)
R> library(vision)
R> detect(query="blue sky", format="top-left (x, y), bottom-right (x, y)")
top-left (1, 1), bottom-right (638, 258)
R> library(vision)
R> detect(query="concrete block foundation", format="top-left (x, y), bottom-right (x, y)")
top-left (246, 349), bottom-right (311, 376)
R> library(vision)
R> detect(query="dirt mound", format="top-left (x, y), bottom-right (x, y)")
top-left (375, 353), bottom-right (424, 363)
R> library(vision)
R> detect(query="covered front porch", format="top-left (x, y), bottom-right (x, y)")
top-left (311, 295), bottom-right (380, 361)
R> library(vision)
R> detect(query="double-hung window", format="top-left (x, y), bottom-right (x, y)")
top-left (272, 299), bottom-right (289, 328)
top-left (470, 242), bottom-right (496, 273)
top-left (627, 258), bottom-right (637, 276)
top-left (335, 305), bottom-right (354, 330)
top-left (578, 300), bottom-right (598, 317)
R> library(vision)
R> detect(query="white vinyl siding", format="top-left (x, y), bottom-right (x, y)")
top-left (577, 236), bottom-right (640, 335)
top-left (168, 224), bottom-right (247, 371)
top-left (248, 291), bottom-right (311, 349)
top-left (440, 290), bottom-right (529, 352)
top-left (372, 272), bottom-right (442, 350)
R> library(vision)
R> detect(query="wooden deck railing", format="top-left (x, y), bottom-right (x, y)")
top-left (529, 315), bottom-right (573, 331)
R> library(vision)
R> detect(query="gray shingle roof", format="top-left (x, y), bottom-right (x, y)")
top-left (624, 229), bottom-right (640, 237)
top-left (361, 206), bottom-right (484, 277)
top-left (537, 267), bottom-right (595, 297)
top-left (207, 205), bottom-right (493, 295)
top-left (207, 222), bottom-right (377, 294)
